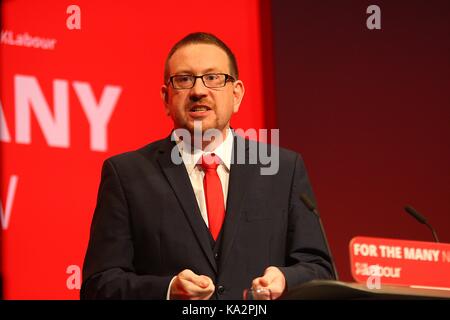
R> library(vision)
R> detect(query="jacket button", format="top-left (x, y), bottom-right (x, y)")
top-left (217, 285), bottom-right (225, 294)
top-left (214, 253), bottom-right (219, 259)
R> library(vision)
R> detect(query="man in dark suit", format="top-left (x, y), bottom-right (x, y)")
top-left (81, 32), bottom-right (334, 300)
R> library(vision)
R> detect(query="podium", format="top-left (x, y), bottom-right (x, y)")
top-left (282, 280), bottom-right (450, 300)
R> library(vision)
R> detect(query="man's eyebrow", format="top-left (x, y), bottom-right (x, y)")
top-left (172, 69), bottom-right (192, 75)
top-left (172, 68), bottom-right (222, 75)
top-left (202, 68), bottom-right (221, 74)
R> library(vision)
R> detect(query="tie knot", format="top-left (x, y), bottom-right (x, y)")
top-left (200, 154), bottom-right (221, 171)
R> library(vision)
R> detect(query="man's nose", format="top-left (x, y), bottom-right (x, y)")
top-left (189, 77), bottom-right (208, 100)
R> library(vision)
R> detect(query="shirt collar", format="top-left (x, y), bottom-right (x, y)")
top-left (173, 128), bottom-right (233, 175)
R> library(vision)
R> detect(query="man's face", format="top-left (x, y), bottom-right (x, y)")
top-left (161, 43), bottom-right (245, 137)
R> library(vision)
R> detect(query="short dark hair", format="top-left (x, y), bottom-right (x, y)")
top-left (164, 32), bottom-right (239, 83)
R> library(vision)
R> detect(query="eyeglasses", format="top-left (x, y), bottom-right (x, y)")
top-left (168, 73), bottom-right (235, 89)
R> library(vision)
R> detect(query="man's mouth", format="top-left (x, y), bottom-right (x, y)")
top-left (189, 105), bottom-right (211, 112)
top-left (188, 105), bottom-right (212, 118)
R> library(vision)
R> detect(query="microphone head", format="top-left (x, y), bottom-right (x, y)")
top-left (404, 205), bottom-right (427, 224)
top-left (300, 193), bottom-right (316, 212)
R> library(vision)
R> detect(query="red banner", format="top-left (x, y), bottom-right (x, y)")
top-left (1, 0), bottom-right (272, 299)
top-left (350, 236), bottom-right (450, 290)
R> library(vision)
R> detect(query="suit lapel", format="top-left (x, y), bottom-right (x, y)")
top-left (156, 137), bottom-right (217, 272)
top-left (219, 134), bottom-right (258, 271)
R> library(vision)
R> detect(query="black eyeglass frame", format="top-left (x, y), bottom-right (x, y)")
top-left (168, 73), bottom-right (236, 89)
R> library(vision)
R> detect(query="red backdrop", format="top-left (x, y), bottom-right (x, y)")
top-left (1, 0), bottom-right (273, 299)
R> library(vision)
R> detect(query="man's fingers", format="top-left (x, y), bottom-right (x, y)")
top-left (179, 269), bottom-right (209, 287)
top-left (263, 267), bottom-right (286, 299)
top-left (202, 279), bottom-right (216, 300)
top-left (252, 275), bottom-right (271, 288)
top-left (198, 275), bottom-right (213, 288)
top-left (252, 277), bottom-right (267, 288)
top-left (179, 278), bottom-right (209, 294)
top-left (171, 277), bottom-right (214, 300)
top-left (262, 267), bottom-right (278, 283)
top-left (250, 267), bottom-right (287, 300)
top-left (259, 277), bottom-right (270, 287)
top-left (178, 269), bottom-right (196, 282)
top-left (172, 269), bottom-right (215, 300)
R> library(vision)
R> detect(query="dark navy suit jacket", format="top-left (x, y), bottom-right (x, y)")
top-left (81, 133), bottom-right (333, 299)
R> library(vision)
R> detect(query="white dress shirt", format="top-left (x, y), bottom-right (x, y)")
top-left (173, 128), bottom-right (233, 226)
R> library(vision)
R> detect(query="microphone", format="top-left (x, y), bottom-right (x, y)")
top-left (404, 205), bottom-right (439, 242)
top-left (300, 193), bottom-right (339, 281)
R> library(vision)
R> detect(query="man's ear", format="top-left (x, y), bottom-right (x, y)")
top-left (232, 80), bottom-right (245, 113)
top-left (160, 85), bottom-right (170, 115)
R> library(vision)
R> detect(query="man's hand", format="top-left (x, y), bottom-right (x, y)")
top-left (251, 266), bottom-right (286, 300)
top-left (170, 269), bottom-right (215, 300)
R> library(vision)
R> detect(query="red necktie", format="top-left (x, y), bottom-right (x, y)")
top-left (200, 154), bottom-right (225, 241)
